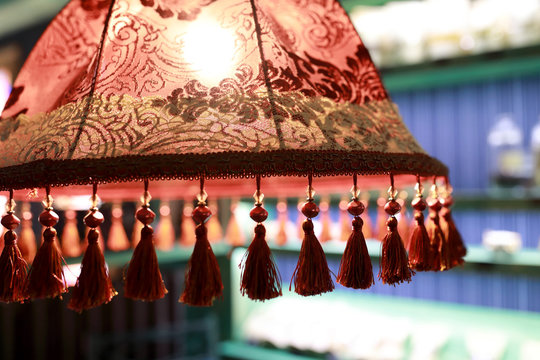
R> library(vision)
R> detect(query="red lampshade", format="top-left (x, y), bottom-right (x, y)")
top-left (0, 0), bottom-right (464, 309)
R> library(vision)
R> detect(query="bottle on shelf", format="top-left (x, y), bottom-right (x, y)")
top-left (487, 113), bottom-right (527, 187)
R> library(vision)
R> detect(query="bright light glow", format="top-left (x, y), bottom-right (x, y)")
top-left (0, 69), bottom-right (12, 113)
top-left (183, 17), bottom-right (236, 86)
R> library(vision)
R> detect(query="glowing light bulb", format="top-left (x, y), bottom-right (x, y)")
top-left (183, 17), bottom-right (236, 86)
top-left (0, 69), bottom-right (12, 113)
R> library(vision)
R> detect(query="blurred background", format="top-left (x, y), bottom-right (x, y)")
top-left (1, 0), bottom-right (540, 359)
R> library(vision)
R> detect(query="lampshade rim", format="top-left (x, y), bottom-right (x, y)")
top-left (0, 149), bottom-right (447, 191)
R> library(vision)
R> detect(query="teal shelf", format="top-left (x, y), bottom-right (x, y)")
top-left (64, 243), bottom-right (232, 268)
top-left (220, 341), bottom-right (321, 360)
top-left (270, 242), bottom-right (540, 275)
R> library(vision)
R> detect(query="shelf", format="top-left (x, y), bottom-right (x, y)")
top-left (64, 243), bottom-right (232, 268)
top-left (270, 242), bottom-right (540, 275)
top-left (381, 45), bottom-right (540, 92)
top-left (220, 341), bottom-right (321, 360)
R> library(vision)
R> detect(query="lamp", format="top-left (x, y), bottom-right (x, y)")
top-left (0, 0), bottom-right (465, 309)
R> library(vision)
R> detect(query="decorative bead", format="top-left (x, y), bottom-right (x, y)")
top-left (43, 227), bottom-right (57, 241)
top-left (136, 207), bottom-right (156, 225)
top-left (39, 209), bottom-right (59, 227)
top-left (427, 197), bottom-right (442, 212)
top-left (411, 197), bottom-right (427, 212)
top-left (440, 195), bottom-right (454, 207)
top-left (250, 205), bottom-right (268, 223)
top-left (301, 201), bottom-right (319, 218)
top-left (87, 229), bottom-right (100, 243)
top-left (347, 199), bottom-right (365, 216)
top-left (84, 210), bottom-right (104, 228)
top-left (1, 213), bottom-right (20, 230)
top-left (192, 205), bottom-right (212, 225)
top-left (386, 216), bottom-right (398, 228)
top-left (3, 230), bottom-right (17, 245)
top-left (384, 199), bottom-right (401, 216)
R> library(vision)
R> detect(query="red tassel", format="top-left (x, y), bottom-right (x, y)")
top-left (26, 227), bottom-right (67, 299)
top-left (426, 189), bottom-right (447, 271)
top-left (0, 230), bottom-right (28, 303)
top-left (407, 185), bottom-right (431, 271)
top-left (408, 212), bottom-right (431, 271)
top-left (379, 215), bottom-right (413, 284)
top-left (292, 218), bottom-right (334, 295)
top-left (240, 224), bottom-right (282, 300)
top-left (68, 229), bottom-right (117, 311)
top-left (180, 223), bottom-right (223, 306)
top-left (125, 224), bottom-right (168, 301)
top-left (440, 196), bottom-right (466, 268)
top-left (337, 216), bottom-right (373, 289)
top-left (180, 202), bottom-right (223, 306)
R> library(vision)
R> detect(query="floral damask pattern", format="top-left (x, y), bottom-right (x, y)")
top-left (0, 90), bottom-right (424, 167)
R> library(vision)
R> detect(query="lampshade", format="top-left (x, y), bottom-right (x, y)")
top-left (0, 0), bottom-right (465, 310)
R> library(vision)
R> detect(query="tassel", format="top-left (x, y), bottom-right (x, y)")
top-left (69, 185), bottom-right (116, 311)
top-left (0, 192), bottom-right (28, 303)
top-left (124, 180), bottom-right (168, 301)
top-left (207, 201), bottom-right (223, 243)
top-left (275, 199), bottom-right (288, 246)
top-left (226, 200), bottom-right (245, 247)
top-left (407, 179), bottom-right (431, 271)
top-left (131, 219), bottom-right (144, 248)
top-left (107, 202), bottom-right (130, 252)
top-left (337, 180), bottom-right (374, 290)
top-left (156, 201), bottom-right (175, 251)
top-left (426, 182), bottom-right (447, 271)
top-left (25, 187), bottom-right (67, 299)
top-left (319, 197), bottom-right (332, 242)
top-left (19, 202), bottom-right (37, 263)
top-left (180, 178), bottom-right (223, 306)
top-left (291, 175), bottom-right (334, 296)
top-left (440, 182), bottom-right (466, 268)
top-left (61, 210), bottom-right (82, 258)
top-left (378, 176), bottom-right (413, 285)
top-left (239, 176), bottom-right (282, 301)
top-left (180, 202), bottom-right (196, 246)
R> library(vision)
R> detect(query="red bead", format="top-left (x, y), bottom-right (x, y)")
top-left (136, 207), bottom-right (155, 225)
top-left (411, 197), bottom-right (427, 212)
top-left (440, 195), bottom-right (454, 207)
top-left (384, 200), bottom-right (401, 216)
top-left (192, 205), bottom-right (212, 225)
top-left (3, 230), bottom-right (16, 245)
top-left (347, 199), bottom-right (365, 216)
top-left (250, 205), bottom-right (268, 223)
top-left (39, 210), bottom-right (59, 227)
top-left (1, 213), bottom-right (20, 230)
top-left (43, 227), bottom-right (57, 241)
top-left (301, 201), bottom-right (319, 218)
top-left (427, 197), bottom-right (442, 212)
top-left (84, 210), bottom-right (104, 228)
